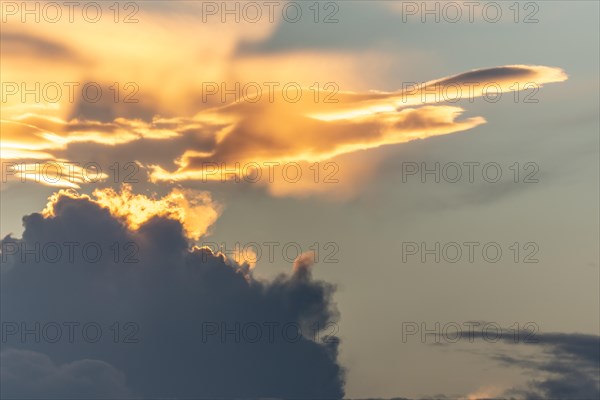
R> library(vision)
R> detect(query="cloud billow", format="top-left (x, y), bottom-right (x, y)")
top-left (0, 190), bottom-right (345, 399)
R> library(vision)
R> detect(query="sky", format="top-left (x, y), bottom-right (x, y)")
top-left (0, 1), bottom-right (599, 399)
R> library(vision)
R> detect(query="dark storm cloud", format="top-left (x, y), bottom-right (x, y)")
top-left (0, 349), bottom-right (134, 399)
top-left (0, 192), bottom-right (345, 399)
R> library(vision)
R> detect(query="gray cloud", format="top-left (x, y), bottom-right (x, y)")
top-left (467, 329), bottom-right (600, 399)
top-left (431, 66), bottom-right (538, 86)
top-left (0, 348), bottom-right (134, 399)
top-left (0, 192), bottom-right (345, 399)
top-left (502, 333), bottom-right (599, 399)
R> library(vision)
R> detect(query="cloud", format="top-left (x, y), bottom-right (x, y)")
top-left (461, 328), bottom-right (600, 399)
top-left (0, 188), bottom-right (345, 398)
top-left (0, 32), bottom-right (83, 63)
top-left (293, 251), bottom-right (317, 274)
top-left (1, 64), bottom-right (567, 199)
top-left (82, 184), bottom-right (222, 240)
top-left (145, 65), bottom-right (565, 196)
top-left (0, 2), bottom-right (569, 198)
top-left (0, 349), bottom-right (134, 399)
top-left (0, 3), bottom-right (277, 119)
top-left (32, 185), bottom-right (221, 241)
top-left (500, 332), bottom-right (600, 399)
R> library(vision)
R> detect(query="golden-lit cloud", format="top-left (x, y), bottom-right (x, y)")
top-left (146, 65), bottom-right (566, 195)
top-left (0, 1), bottom-right (568, 197)
top-left (293, 251), bottom-right (317, 274)
top-left (1, 64), bottom-right (567, 196)
top-left (42, 185), bottom-right (221, 240)
top-left (463, 385), bottom-right (504, 400)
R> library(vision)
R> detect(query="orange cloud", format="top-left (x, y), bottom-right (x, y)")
top-left (42, 185), bottom-right (221, 240)
top-left (147, 65), bottom-right (566, 195)
top-left (2, 65), bottom-right (567, 196)
top-left (0, 3), bottom-right (568, 197)
top-left (463, 385), bottom-right (505, 400)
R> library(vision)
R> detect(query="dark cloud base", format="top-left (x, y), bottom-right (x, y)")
top-left (1, 193), bottom-right (345, 399)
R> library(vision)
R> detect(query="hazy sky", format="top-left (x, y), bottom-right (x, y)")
top-left (1, 1), bottom-right (599, 399)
